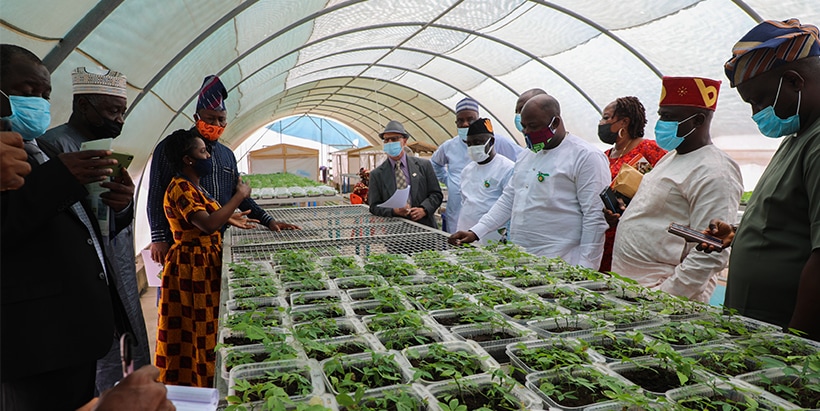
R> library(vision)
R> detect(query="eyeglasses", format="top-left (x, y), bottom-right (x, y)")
top-left (382, 136), bottom-right (403, 143)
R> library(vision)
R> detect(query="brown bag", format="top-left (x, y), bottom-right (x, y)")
top-left (611, 162), bottom-right (643, 198)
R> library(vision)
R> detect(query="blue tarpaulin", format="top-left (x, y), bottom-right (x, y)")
top-left (267, 115), bottom-right (367, 150)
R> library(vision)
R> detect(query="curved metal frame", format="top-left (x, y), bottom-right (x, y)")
top-left (262, 85), bottom-right (454, 145)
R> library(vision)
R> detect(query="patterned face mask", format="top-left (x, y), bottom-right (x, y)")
top-left (196, 119), bottom-right (225, 141)
top-left (524, 117), bottom-right (556, 153)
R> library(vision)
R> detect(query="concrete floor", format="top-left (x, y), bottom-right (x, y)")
top-left (140, 287), bottom-right (159, 361)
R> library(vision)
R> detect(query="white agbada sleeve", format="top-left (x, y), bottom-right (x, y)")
top-left (470, 172), bottom-right (516, 240)
top-left (574, 148), bottom-right (611, 269)
top-left (657, 156), bottom-right (742, 300)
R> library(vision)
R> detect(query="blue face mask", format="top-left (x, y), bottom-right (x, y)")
top-left (514, 113), bottom-right (524, 132)
top-left (1, 91), bottom-right (51, 141)
top-left (752, 77), bottom-right (802, 138)
top-left (654, 113), bottom-right (698, 151)
top-left (457, 127), bottom-right (468, 141)
top-left (192, 156), bottom-right (213, 177)
top-left (383, 141), bottom-right (403, 157)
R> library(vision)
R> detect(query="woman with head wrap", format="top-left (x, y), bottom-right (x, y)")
top-left (597, 96), bottom-right (666, 272)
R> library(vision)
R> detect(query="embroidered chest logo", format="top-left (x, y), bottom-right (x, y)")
top-left (537, 172), bottom-right (550, 182)
top-left (483, 180), bottom-right (490, 188)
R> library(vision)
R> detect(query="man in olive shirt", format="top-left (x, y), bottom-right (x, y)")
top-left (715, 19), bottom-right (820, 340)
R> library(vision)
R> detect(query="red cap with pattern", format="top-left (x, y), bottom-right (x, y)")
top-left (659, 76), bottom-right (721, 111)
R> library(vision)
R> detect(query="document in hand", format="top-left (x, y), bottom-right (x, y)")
top-left (377, 186), bottom-right (411, 208)
top-left (166, 385), bottom-right (218, 411)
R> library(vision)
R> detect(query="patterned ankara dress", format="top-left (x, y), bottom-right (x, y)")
top-left (155, 176), bottom-right (223, 387)
top-left (600, 139), bottom-right (666, 273)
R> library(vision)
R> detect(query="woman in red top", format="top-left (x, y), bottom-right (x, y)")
top-left (597, 96), bottom-right (666, 272)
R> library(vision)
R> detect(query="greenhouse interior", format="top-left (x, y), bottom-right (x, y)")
top-left (1, 1), bottom-right (819, 410)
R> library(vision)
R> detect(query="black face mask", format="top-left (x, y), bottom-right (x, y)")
top-left (597, 123), bottom-right (619, 145)
top-left (85, 99), bottom-right (123, 139)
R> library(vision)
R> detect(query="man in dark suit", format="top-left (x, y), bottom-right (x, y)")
top-left (367, 120), bottom-right (443, 228)
top-left (0, 44), bottom-right (131, 411)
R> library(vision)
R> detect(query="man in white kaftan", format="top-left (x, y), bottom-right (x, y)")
top-left (612, 76), bottom-right (742, 302)
top-left (432, 97), bottom-right (522, 233)
top-left (456, 118), bottom-right (515, 244)
top-left (450, 95), bottom-right (609, 268)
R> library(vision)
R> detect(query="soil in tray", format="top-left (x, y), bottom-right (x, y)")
top-left (541, 381), bottom-right (613, 408)
top-left (504, 307), bottom-right (561, 321)
top-left (353, 304), bottom-right (398, 316)
top-left (223, 336), bottom-right (257, 346)
top-left (695, 356), bottom-right (760, 376)
top-left (545, 326), bottom-right (584, 333)
top-left (589, 339), bottom-right (646, 359)
top-left (380, 333), bottom-right (436, 350)
top-left (305, 341), bottom-right (369, 361)
top-left (676, 393), bottom-right (760, 410)
top-left (327, 362), bottom-right (403, 392)
top-left (617, 365), bottom-right (691, 393)
top-left (409, 355), bottom-right (481, 381)
top-left (436, 389), bottom-right (519, 411)
top-left (756, 377), bottom-right (820, 409)
top-left (291, 306), bottom-right (346, 322)
top-left (293, 296), bottom-right (340, 305)
top-left (243, 372), bottom-right (312, 401)
top-left (464, 331), bottom-right (517, 343)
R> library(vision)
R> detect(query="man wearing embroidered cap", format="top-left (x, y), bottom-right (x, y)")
top-left (368, 120), bottom-right (442, 228)
top-left (1, 46), bottom-right (136, 410)
top-left (456, 118), bottom-right (515, 244)
top-left (702, 19), bottom-right (820, 339)
top-left (38, 67), bottom-right (151, 394)
top-left (147, 75), bottom-right (298, 265)
top-left (609, 76), bottom-right (742, 302)
top-left (431, 97), bottom-right (522, 233)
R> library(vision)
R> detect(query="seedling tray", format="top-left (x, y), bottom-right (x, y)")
top-left (401, 340), bottom-right (500, 385)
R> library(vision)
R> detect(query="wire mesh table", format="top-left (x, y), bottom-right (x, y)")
top-left (225, 205), bottom-right (452, 261)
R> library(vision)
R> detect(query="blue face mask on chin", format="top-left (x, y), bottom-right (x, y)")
top-left (752, 77), bottom-right (802, 138)
top-left (514, 113), bottom-right (524, 132)
top-left (383, 141), bottom-right (403, 157)
top-left (0, 91), bottom-right (51, 141)
top-left (654, 113), bottom-right (698, 151)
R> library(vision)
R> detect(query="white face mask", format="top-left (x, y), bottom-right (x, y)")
top-left (467, 139), bottom-right (492, 163)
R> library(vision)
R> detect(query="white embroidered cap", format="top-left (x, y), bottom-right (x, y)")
top-left (71, 67), bottom-right (127, 98)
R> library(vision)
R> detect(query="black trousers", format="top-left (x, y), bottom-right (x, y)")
top-left (1, 362), bottom-right (96, 411)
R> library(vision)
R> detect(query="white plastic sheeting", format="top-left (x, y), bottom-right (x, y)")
top-left (2, 0), bottom-right (818, 250)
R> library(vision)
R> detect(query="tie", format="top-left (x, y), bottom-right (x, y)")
top-left (394, 161), bottom-right (407, 190)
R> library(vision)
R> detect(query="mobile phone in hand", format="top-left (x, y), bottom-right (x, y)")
top-left (667, 222), bottom-right (724, 249)
top-left (120, 332), bottom-right (134, 378)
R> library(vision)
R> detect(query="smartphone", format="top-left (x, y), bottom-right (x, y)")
top-left (105, 152), bottom-right (133, 178)
top-left (120, 332), bottom-right (134, 378)
top-left (667, 222), bottom-right (724, 249)
top-left (600, 187), bottom-right (622, 214)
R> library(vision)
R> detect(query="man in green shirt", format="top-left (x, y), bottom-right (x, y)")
top-left (707, 19), bottom-right (820, 341)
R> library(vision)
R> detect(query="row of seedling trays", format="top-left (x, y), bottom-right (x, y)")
top-left (217, 248), bottom-right (819, 410)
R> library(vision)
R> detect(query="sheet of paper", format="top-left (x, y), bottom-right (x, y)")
top-left (377, 185), bottom-right (410, 208)
top-left (166, 385), bottom-right (218, 411)
top-left (140, 250), bottom-right (163, 287)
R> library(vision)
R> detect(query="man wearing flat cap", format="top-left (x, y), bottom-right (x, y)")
top-left (147, 75), bottom-right (298, 265)
top-left (431, 97), bottom-right (522, 233)
top-left (39, 67), bottom-right (151, 393)
top-left (368, 120), bottom-right (442, 228)
top-left (611, 76), bottom-right (742, 303)
top-left (703, 19), bottom-right (820, 340)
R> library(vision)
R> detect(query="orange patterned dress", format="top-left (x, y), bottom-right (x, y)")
top-left (155, 176), bottom-right (223, 387)
top-left (600, 139), bottom-right (667, 272)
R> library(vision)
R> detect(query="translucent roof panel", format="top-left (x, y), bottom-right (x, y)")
top-left (3, 0), bottom-right (819, 251)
